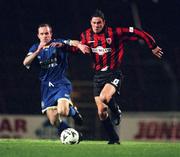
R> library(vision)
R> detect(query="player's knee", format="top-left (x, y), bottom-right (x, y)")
top-left (98, 108), bottom-right (108, 120)
top-left (57, 106), bottom-right (69, 116)
top-left (46, 110), bottom-right (58, 126)
top-left (58, 109), bottom-right (69, 117)
top-left (99, 93), bottom-right (111, 104)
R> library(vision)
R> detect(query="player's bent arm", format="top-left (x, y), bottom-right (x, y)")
top-left (23, 51), bottom-right (39, 66)
top-left (23, 42), bottom-right (46, 66)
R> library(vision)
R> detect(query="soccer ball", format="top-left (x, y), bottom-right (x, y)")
top-left (60, 128), bottom-right (80, 144)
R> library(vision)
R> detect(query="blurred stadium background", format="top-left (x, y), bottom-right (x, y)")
top-left (0, 0), bottom-right (180, 141)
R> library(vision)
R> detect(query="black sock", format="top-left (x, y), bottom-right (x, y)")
top-left (108, 99), bottom-right (119, 115)
top-left (114, 93), bottom-right (122, 108)
top-left (102, 116), bottom-right (119, 141)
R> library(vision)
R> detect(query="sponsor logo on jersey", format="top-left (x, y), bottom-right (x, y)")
top-left (64, 94), bottom-right (70, 98)
top-left (88, 40), bottom-right (95, 43)
top-left (91, 46), bottom-right (112, 56)
top-left (106, 38), bottom-right (112, 45)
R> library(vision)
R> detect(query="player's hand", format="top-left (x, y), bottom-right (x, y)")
top-left (77, 43), bottom-right (91, 54)
top-left (36, 42), bottom-right (47, 53)
top-left (152, 46), bottom-right (163, 59)
top-left (50, 42), bottom-right (64, 48)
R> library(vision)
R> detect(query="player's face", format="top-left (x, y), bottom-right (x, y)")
top-left (91, 17), bottom-right (105, 33)
top-left (37, 26), bottom-right (52, 43)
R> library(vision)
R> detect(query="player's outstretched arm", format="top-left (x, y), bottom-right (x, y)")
top-left (120, 27), bottom-right (163, 59)
top-left (69, 40), bottom-right (91, 54)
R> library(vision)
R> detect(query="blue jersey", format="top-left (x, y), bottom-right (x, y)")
top-left (27, 39), bottom-right (72, 113)
top-left (28, 39), bottom-right (70, 84)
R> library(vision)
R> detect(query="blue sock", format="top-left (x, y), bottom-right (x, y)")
top-left (68, 106), bottom-right (76, 117)
top-left (57, 121), bottom-right (69, 135)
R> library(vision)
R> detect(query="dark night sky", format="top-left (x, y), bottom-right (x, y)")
top-left (0, 0), bottom-right (180, 114)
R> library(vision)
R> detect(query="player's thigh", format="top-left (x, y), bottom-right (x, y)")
top-left (57, 98), bottom-right (70, 116)
top-left (100, 83), bottom-right (116, 102)
top-left (46, 109), bottom-right (58, 125)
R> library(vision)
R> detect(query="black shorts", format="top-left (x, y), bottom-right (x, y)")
top-left (93, 70), bottom-right (123, 97)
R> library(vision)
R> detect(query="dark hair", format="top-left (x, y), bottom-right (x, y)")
top-left (37, 23), bottom-right (52, 33)
top-left (91, 9), bottom-right (105, 20)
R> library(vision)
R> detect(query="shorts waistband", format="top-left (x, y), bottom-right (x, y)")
top-left (94, 69), bottom-right (121, 75)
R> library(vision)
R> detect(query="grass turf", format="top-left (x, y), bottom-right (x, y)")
top-left (0, 139), bottom-right (180, 157)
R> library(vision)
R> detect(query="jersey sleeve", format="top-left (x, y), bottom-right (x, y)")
top-left (55, 38), bottom-right (79, 53)
top-left (56, 38), bottom-right (71, 45)
top-left (24, 44), bottom-right (38, 69)
top-left (116, 27), bottom-right (157, 49)
top-left (28, 44), bottom-right (38, 56)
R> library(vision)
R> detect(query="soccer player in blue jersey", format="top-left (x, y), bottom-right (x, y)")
top-left (23, 23), bottom-right (83, 137)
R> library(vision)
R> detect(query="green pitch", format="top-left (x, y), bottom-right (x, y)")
top-left (0, 139), bottom-right (180, 157)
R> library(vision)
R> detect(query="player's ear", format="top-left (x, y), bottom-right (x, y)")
top-left (37, 33), bottom-right (41, 40)
top-left (104, 20), bottom-right (106, 25)
top-left (37, 33), bottom-right (40, 39)
top-left (90, 19), bottom-right (92, 24)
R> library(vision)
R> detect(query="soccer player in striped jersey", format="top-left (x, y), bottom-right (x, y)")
top-left (23, 23), bottom-right (83, 137)
top-left (77, 9), bottom-right (163, 144)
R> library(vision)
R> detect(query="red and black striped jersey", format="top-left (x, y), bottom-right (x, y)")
top-left (80, 26), bottom-right (157, 72)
